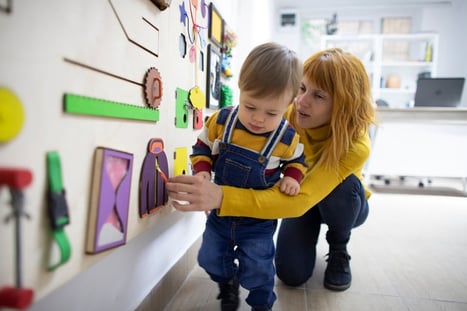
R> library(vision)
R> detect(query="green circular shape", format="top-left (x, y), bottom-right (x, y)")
top-left (0, 87), bottom-right (25, 142)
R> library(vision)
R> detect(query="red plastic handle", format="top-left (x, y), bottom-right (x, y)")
top-left (0, 286), bottom-right (34, 309)
top-left (0, 168), bottom-right (33, 190)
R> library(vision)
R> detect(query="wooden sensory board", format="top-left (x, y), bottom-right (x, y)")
top-left (0, 0), bottom-right (218, 301)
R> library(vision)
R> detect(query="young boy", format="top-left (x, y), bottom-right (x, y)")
top-left (190, 42), bottom-right (306, 311)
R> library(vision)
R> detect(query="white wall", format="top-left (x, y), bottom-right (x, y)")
top-left (421, 3), bottom-right (467, 72)
top-left (30, 210), bottom-right (205, 311)
top-left (0, 0), bottom-right (239, 310)
top-left (219, 0), bottom-right (275, 109)
top-left (419, 1), bottom-right (467, 106)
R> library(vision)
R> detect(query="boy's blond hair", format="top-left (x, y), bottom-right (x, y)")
top-left (238, 42), bottom-right (302, 103)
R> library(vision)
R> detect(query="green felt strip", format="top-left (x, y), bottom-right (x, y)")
top-left (175, 87), bottom-right (189, 128)
top-left (48, 229), bottom-right (72, 271)
top-left (46, 151), bottom-right (71, 270)
top-left (47, 151), bottom-right (63, 193)
top-left (64, 93), bottom-right (159, 122)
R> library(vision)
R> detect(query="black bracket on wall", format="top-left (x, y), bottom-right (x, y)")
top-left (0, 0), bottom-right (13, 14)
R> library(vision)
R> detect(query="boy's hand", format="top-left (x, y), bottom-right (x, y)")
top-left (279, 176), bottom-right (300, 196)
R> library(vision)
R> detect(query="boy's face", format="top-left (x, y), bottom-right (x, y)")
top-left (237, 90), bottom-right (292, 134)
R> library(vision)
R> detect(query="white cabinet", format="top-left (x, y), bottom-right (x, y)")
top-left (364, 108), bottom-right (467, 194)
top-left (321, 33), bottom-right (438, 108)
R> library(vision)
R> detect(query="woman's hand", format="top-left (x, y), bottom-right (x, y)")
top-left (166, 174), bottom-right (223, 212)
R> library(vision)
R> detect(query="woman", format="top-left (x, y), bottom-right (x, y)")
top-left (167, 48), bottom-right (375, 291)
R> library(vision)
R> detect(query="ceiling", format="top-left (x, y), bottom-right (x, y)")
top-left (273, 0), bottom-right (454, 10)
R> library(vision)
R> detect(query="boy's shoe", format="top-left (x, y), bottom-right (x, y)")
top-left (217, 277), bottom-right (240, 311)
top-left (251, 308), bottom-right (272, 311)
top-left (323, 250), bottom-right (352, 291)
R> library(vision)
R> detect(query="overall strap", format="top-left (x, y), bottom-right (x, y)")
top-left (261, 118), bottom-right (289, 158)
top-left (221, 106), bottom-right (239, 143)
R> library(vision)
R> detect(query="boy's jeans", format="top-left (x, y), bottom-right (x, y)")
top-left (198, 212), bottom-right (277, 308)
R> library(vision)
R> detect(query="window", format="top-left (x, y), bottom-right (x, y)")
top-left (300, 17), bottom-right (375, 59)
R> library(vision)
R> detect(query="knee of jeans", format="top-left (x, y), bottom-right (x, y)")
top-left (276, 270), bottom-right (309, 287)
top-left (326, 174), bottom-right (364, 204)
top-left (341, 174), bottom-right (361, 191)
top-left (275, 262), bottom-right (311, 287)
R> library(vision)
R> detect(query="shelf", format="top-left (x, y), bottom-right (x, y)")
top-left (378, 88), bottom-right (415, 94)
top-left (322, 33), bottom-right (438, 108)
top-left (381, 61), bottom-right (434, 67)
top-left (379, 33), bottom-right (438, 40)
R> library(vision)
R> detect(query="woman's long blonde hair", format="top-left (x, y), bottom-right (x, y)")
top-left (303, 48), bottom-right (376, 170)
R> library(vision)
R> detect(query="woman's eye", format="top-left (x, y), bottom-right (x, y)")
top-left (315, 93), bottom-right (324, 99)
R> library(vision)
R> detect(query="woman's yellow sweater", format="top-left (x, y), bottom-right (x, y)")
top-left (217, 105), bottom-right (372, 219)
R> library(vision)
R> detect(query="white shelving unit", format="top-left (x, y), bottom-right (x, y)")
top-left (321, 33), bottom-right (438, 108)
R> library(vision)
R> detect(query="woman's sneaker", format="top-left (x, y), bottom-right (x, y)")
top-left (323, 250), bottom-right (352, 291)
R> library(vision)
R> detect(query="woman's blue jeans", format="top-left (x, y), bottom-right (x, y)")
top-left (198, 212), bottom-right (278, 308)
top-left (275, 174), bottom-right (369, 286)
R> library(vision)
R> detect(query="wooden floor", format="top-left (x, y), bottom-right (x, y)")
top-left (164, 183), bottom-right (467, 311)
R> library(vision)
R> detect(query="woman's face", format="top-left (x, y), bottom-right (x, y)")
top-left (294, 76), bottom-right (333, 129)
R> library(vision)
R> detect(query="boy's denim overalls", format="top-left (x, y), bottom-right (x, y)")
top-left (198, 106), bottom-right (289, 309)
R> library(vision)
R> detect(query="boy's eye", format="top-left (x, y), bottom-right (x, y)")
top-left (267, 112), bottom-right (278, 116)
top-left (245, 105), bottom-right (255, 110)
